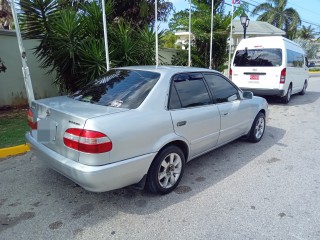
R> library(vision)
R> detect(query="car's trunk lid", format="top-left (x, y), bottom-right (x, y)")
top-left (30, 96), bottom-right (128, 162)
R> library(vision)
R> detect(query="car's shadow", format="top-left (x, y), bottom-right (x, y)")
top-left (263, 91), bottom-right (320, 106)
top-left (35, 125), bottom-right (285, 221)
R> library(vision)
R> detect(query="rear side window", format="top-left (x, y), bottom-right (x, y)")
top-left (70, 69), bottom-right (160, 109)
top-left (233, 48), bottom-right (282, 67)
top-left (287, 50), bottom-right (304, 68)
top-left (169, 73), bottom-right (211, 109)
top-left (204, 74), bottom-right (239, 103)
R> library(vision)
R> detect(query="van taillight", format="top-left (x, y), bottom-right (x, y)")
top-left (280, 68), bottom-right (286, 84)
top-left (63, 128), bottom-right (112, 154)
top-left (27, 109), bottom-right (37, 129)
top-left (229, 68), bottom-right (232, 80)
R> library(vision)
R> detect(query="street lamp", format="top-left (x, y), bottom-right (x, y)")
top-left (240, 13), bottom-right (250, 39)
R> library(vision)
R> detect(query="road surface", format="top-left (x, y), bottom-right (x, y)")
top-left (1, 77), bottom-right (320, 239)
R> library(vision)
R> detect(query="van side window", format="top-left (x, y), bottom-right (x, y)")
top-left (169, 73), bottom-right (211, 109)
top-left (234, 49), bottom-right (282, 67)
top-left (287, 50), bottom-right (304, 68)
top-left (203, 74), bottom-right (239, 103)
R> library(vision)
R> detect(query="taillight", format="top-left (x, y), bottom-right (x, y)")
top-left (27, 109), bottom-right (37, 129)
top-left (63, 128), bottom-right (112, 154)
top-left (280, 68), bottom-right (286, 84)
top-left (229, 68), bottom-right (232, 80)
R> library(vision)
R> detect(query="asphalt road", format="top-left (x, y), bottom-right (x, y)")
top-left (1, 77), bottom-right (320, 240)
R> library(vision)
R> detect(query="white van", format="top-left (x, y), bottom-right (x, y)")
top-left (230, 36), bottom-right (309, 103)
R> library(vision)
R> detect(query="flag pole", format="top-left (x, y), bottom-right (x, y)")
top-left (9, 0), bottom-right (35, 106)
top-left (209, 0), bottom-right (214, 69)
top-left (227, 2), bottom-right (234, 78)
top-left (188, 0), bottom-right (191, 67)
top-left (102, 0), bottom-right (110, 71)
top-left (155, 0), bottom-right (159, 67)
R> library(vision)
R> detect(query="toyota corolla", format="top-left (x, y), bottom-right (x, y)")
top-left (26, 66), bottom-right (268, 194)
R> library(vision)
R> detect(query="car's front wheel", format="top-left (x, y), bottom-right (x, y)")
top-left (145, 145), bottom-right (185, 194)
top-left (248, 112), bottom-right (265, 143)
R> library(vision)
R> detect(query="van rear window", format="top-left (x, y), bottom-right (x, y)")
top-left (233, 48), bottom-right (282, 67)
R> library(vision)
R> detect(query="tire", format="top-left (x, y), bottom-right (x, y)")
top-left (145, 145), bottom-right (185, 194)
top-left (248, 112), bottom-right (265, 143)
top-left (299, 80), bottom-right (307, 95)
top-left (282, 85), bottom-right (292, 104)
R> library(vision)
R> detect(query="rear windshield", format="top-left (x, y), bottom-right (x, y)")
top-left (233, 48), bottom-right (282, 67)
top-left (70, 69), bottom-right (160, 109)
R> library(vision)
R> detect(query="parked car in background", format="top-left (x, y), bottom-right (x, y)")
top-left (230, 36), bottom-right (309, 103)
top-left (308, 62), bottom-right (315, 68)
top-left (26, 66), bottom-right (268, 194)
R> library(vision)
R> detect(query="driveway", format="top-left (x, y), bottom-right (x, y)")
top-left (1, 77), bottom-right (320, 239)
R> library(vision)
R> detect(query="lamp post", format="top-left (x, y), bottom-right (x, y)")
top-left (240, 13), bottom-right (250, 39)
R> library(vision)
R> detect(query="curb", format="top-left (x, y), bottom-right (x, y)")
top-left (0, 144), bottom-right (30, 159)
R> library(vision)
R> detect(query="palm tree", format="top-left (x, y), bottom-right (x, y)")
top-left (298, 25), bottom-right (315, 40)
top-left (0, 0), bottom-right (13, 29)
top-left (252, 0), bottom-right (301, 38)
top-left (19, 0), bottom-right (164, 92)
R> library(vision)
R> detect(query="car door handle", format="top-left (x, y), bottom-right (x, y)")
top-left (177, 121), bottom-right (187, 127)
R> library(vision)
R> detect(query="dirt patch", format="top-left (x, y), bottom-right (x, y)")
top-left (0, 105), bottom-right (28, 118)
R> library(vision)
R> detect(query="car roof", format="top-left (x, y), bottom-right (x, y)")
top-left (115, 65), bottom-right (221, 75)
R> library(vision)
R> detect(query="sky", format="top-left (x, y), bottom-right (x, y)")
top-left (161, 0), bottom-right (320, 34)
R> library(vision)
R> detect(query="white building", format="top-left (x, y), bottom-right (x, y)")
top-left (174, 31), bottom-right (195, 50)
top-left (230, 20), bottom-right (286, 52)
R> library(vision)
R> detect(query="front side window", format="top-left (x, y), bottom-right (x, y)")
top-left (234, 48), bottom-right (282, 67)
top-left (169, 73), bottom-right (211, 109)
top-left (69, 69), bottom-right (160, 109)
top-left (204, 74), bottom-right (239, 103)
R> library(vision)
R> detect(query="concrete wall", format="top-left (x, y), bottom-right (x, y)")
top-left (0, 30), bottom-right (59, 107)
top-left (0, 30), bottom-right (178, 107)
top-left (159, 48), bottom-right (178, 65)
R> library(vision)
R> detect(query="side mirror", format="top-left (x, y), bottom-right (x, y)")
top-left (242, 91), bottom-right (253, 99)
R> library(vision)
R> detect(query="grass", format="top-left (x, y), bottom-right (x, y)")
top-left (0, 108), bottom-right (29, 148)
top-left (309, 68), bottom-right (320, 72)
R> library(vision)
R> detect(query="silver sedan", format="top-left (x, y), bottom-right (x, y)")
top-left (26, 66), bottom-right (268, 194)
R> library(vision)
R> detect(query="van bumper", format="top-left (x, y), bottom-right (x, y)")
top-left (26, 132), bottom-right (155, 192)
top-left (241, 88), bottom-right (285, 97)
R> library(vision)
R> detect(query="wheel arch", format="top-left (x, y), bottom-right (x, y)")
top-left (158, 140), bottom-right (189, 163)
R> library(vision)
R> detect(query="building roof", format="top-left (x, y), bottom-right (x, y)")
top-left (232, 20), bottom-right (285, 36)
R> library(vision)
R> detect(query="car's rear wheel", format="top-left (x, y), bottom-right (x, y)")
top-left (248, 112), bottom-right (265, 143)
top-left (299, 80), bottom-right (307, 95)
top-left (282, 85), bottom-right (292, 104)
top-left (145, 145), bottom-right (185, 194)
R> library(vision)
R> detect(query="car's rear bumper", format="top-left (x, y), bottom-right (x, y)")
top-left (26, 132), bottom-right (156, 192)
top-left (241, 88), bottom-right (285, 97)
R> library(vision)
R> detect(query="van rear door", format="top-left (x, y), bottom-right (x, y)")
top-left (232, 48), bottom-right (283, 90)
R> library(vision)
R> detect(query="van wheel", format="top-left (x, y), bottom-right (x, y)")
top-left (145, 145), bottom-right (185, 194)
top-left (282, 85), bottom-right (292, 104)
top-left (299, 81), bottom-right (307, 95)
top-left (248, 112), bottom-right (265, 143)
